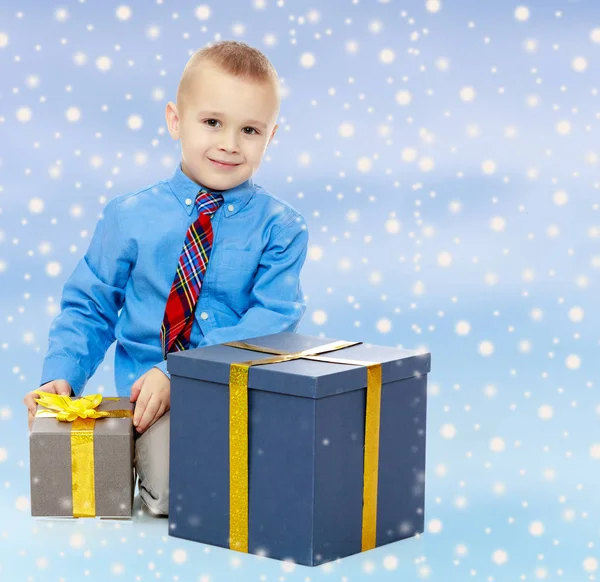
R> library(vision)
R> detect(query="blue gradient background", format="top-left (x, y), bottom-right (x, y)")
top-left (1, 0), bottom-right (599, 580)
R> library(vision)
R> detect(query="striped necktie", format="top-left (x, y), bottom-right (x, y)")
top-left (160, 189), bottom-right (224, 358)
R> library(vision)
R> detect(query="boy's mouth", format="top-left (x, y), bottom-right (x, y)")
top-left (208, 158), bottom-right (241, 168)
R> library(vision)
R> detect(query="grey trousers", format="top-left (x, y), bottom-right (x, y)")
top-left (133, 410), bottom-right (170, 516)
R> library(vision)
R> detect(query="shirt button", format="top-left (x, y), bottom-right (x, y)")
top-left (200, 312), bottom-right (209, 320)
top-left (228, 204), bottom-right (234, 212)
top-left (185, 198), bottom-right (192, 206)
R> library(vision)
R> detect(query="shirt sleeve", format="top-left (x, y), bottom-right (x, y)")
top-left (39, 197), bottom-right (134, 396)
top-left (197, 214), bottom-right (309, 347)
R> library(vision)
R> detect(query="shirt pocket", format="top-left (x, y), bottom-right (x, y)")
top-left (219, 248), bottom-right (261, 272)
top-left (214, 248), bottom-right (261, 312)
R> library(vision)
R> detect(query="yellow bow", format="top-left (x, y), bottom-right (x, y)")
top-left (33, 390), bottom-right (116, 422)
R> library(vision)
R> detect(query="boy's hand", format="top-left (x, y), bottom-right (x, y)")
top-left (24, 380), bottom-right (72, 431)
top-left (130, 368), bottom-right (170, 434)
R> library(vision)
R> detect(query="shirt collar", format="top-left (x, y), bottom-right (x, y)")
top-left (166, 162), bottom-right (255, 217)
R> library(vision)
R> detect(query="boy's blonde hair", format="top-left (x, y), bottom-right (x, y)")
top-left (176, 40), bottom-right (280, 115)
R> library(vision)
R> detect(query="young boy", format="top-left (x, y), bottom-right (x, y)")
top-left (23, 40), bottom-right (309, 516)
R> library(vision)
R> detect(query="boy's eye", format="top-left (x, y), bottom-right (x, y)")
top-left (204, 119), bottom-right (259, 135)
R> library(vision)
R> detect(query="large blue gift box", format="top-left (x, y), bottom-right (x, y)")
top-left (167, 332), bottom-right (431, 566)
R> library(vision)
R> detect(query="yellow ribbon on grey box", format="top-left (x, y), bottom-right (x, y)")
top-left (222, 339), bottom-right (382, 554)
top-left (33, 391), bottom-right (133, 518)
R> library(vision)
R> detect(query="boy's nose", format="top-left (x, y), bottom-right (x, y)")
top-left (218, 132), bottom-right (240, 153)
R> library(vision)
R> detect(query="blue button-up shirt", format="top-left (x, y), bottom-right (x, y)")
top-left (39, 163), bottom-right (309, 397)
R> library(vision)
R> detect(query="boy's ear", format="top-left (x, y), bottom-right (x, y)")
top-left (267, 124), bottom-right (278, 147)
top-left (166, 101), bottom-right (180, 140)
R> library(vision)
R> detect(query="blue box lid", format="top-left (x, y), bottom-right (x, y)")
top-left (167, 332), bottom-right (431, 399)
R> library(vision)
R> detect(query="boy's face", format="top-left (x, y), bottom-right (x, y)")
top-left (166, 62), bottom-right (279, 192)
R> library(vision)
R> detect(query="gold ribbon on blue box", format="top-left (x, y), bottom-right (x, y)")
top-left (33, 391), bottom-right (133, 518)
top-left (222, 339), bottom-right (382, 554)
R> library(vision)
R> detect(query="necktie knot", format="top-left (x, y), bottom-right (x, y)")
top-left (196, 189), bottom-right (224, 217)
